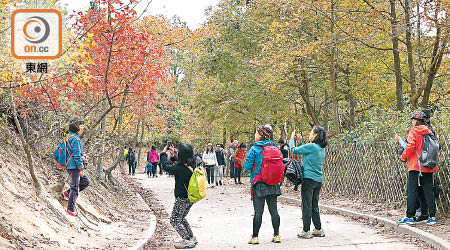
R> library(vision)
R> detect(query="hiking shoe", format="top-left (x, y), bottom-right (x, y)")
top-left (312, 228), bottom-right (325, 237)
top-left (190, 236), bottom-right (198, 245)
top-left (397, 217), bottom-right (415, 225)
top-left (248, 236), bottom-right (259, 245)
top-left (297, 231), bottom-right (312, 239)
top-left (66, 209), bottom-right (78, 217)
top-left (416, 215), bottom-right (429, 224)
top-left (271, 235), bottom-right (281, 243)
top-left (174, 239), bottom-right (195, 249)
top-left (63, 191), bottom-right (69, 201)
top-left (426, 217), bottom-right (436, 225)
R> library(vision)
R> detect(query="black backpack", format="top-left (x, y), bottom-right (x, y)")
top-left (129, 151), bottom-right (136, 163)
top-left (418, 134), bottom-right (439, 169)
top-left (284, 159), bottom-right (303, 191)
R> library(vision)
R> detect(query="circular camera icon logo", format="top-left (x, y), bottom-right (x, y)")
top-left (23, 16), bottom-right (50, 44)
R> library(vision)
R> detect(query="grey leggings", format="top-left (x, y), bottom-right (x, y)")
top-left (252, 194), bottom-right (280, 237)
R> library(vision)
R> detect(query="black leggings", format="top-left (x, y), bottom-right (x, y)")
top-left (206, 165), bottom-right (215, 184)
top-left (252, 194), bottom-right (280, 237)
top-left (234, 167), bottom-right (242, 183)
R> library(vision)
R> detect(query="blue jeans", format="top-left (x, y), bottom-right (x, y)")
top-left (67, 168), bottom-right (90, 212)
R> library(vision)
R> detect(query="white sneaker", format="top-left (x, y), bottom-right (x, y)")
top-left (174, 239), bottom-right (195, 249)
top-left (190, 236), bottom-right (198, 245)
top-left (312, 228), bottom-right (325, 237)
top-left (297, 231), bottom-right (312, 239)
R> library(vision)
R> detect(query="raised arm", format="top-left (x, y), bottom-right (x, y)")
top-left (160, 152), bottom-right (176, 174)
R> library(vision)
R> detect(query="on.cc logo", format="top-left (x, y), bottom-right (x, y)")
top-left (23, 16), bottom-right (51, 44)
top-left (11, 9), bottom-right (62, 60)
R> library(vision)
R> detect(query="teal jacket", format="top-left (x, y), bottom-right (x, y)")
top-left (244, 140), bottom-right (274, 183)
top-left (66, 132), bottom-right (83, 170)
top-left (290, 139), bottom-right (325, 183)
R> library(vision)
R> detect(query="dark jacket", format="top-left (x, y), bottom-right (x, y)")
top-left (160, 152), bottom-right (194, 198)
top-left (215, 150), bottom-right (226, 166)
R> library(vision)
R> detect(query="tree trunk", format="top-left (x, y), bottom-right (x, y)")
top-left (8, 87), bottom-right (42, 195)
top-left (96, 101), bottom-right (107, 179)
top-left (323, 89), bottom-right (329, 130)
top-left (389, 0), bottom-right (404, 111)
top-left (405, 0), bottom-right (417, 102)
top-left (411, 0), bottom-right (446, 109)
top-left (299, 70), bottom-right (320, 125)
top-left (105, 85), bottom-right (129, 179)
top-left (137, 120), bottom-right (145, 172)
top-left (346, 67), bottom-right (356, 128)
top-left (415, 1), bottom-right (423, 109)
top-left (330, 0), bottom-right (341, 133)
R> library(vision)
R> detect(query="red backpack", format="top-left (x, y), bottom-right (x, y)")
top-left (256, 145), bottom-right (285, 185)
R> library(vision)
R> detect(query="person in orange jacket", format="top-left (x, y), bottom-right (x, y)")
top-left (233, 143), bottom-right (246, 184)
top-left (396, 110), bottom-right (438, 225)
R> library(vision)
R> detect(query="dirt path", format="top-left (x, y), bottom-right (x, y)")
top-left (133, 174), bottom-right (423, 250)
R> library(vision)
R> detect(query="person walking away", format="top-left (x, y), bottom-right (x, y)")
top-left (291, 126), bottom-right (328, 239)
top-left (161, 143), bottom-right (198, 249)
top-left (126, 148), bottom-right (137, 175)
top-left (396, 111), bottom-right (439, 225)
top-left (278, 139), bottom-right (289, 159)
top-left (245, 124), bottom-right (281, 244)
top-left (64, 118), bottom-right (90, 217)
top-left (215, 144), bottom-right (226, 186)
top-left (233, 143), bottom-right (246, 184)
top-left (148, 145), bottom-right (160, 177)
top-left (202, 143), bottom-right (218, 187)
top-left (229, 140), bottom-right (239, 179)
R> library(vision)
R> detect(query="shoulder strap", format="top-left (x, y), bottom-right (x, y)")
top-left (184, 163), bottom-right (194, 172)
top-left (65, 134), bottom-right (76, 150)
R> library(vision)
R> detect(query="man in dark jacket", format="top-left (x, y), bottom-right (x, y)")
top-left (126, 148), bottom-right (136, 175)
top-left (215, 144), bottom-right (226, 186)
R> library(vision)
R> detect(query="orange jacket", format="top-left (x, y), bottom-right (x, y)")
top-left (401, 125), bottom-right (439, 173)
top-left (233, 148), bottom-right (246, 168)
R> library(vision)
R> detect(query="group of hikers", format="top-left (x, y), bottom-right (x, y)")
top-left (56, 107), bottom-right (440, 249)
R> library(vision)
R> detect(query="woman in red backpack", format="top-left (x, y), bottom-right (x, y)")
top-left (233, 143), bottom-right (246, 184)
top-left (244, 124), bottom-right (281, 245)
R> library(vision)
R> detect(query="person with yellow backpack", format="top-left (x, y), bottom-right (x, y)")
top-left (161, 142), bottom-right (206, 249)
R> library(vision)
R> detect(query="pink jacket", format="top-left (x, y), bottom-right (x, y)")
top-left (148, 150), bottom-right (160, 163)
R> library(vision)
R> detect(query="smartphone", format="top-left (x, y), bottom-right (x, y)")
top-left (167, 141), bottom-right (173, 148)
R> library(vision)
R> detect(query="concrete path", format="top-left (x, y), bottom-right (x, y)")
top-left (134, 174), bottom-right (419, 250)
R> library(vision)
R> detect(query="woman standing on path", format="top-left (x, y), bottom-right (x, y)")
top-left (148, 145), bottom-right (160, 177)
top-left (244, 124), bottom-right (281, 245)
top-left (161, 143), bottom-right (198, 249)
top-left (290, 126), bottom-right (328, 239)
top-left (396, 111), bottom-right (438, 225)
top-left (202, 143), bottom-right (218, 187)
top-left (233, 143), bottom-right (246, 184)
top-left (64, 118), bottom-right (90, 217)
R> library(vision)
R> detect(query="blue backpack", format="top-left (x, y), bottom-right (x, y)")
top-left (54, 134), bottom-right (76, 169)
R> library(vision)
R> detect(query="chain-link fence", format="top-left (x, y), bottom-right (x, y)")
top-left (323, 135), bottom-right (450, 215)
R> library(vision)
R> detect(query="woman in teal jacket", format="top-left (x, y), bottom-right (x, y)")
top-left (290, 126), bottom-right (328, 239)
top-left (244, 124), bottom-right (281, 245)
top-left (64, 118), bottom-right (90, 217)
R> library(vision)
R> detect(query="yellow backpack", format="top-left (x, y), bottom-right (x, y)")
top-left (185, 164), bottom-right (207, 203)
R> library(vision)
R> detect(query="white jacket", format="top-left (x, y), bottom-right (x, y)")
top-left (203, 151), bottom-right (218, 166)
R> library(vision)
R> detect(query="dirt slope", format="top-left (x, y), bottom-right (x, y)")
top-left (0, 125), bottom-right (153, 249)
